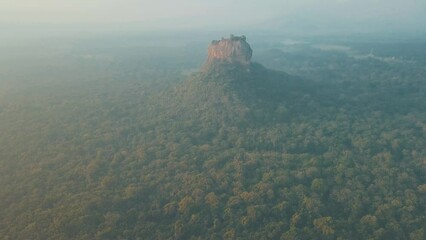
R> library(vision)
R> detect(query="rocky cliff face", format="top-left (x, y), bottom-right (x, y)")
top-left (205, 35), bottom-right (253, 67)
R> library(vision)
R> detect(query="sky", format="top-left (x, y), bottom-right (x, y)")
top-left (1, 0), bottom-right (425, 33)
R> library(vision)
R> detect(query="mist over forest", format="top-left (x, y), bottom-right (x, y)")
top-left (1, 9), bottom-right (426, 239)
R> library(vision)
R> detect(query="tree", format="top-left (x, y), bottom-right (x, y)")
top-left (313, 217), bottom-right (334, 236)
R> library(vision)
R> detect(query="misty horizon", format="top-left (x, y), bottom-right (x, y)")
top-left (2, 0), bottom-right (426, 40)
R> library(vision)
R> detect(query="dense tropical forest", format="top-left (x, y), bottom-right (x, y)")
top-left (0, 32), bottom-right (425, 239)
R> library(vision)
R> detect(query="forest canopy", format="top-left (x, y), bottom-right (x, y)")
top-left (0, 33), bottom-right (425, 239)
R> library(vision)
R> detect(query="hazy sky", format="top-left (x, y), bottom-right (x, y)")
top-left (1, 0), bottom-right (425, 32)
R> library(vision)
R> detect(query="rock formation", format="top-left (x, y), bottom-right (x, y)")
top-left (204, 34), bottom-right (253, 68)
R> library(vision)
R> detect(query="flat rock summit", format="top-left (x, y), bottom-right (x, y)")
top-left (205, 34), bottom-right (253, 67)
